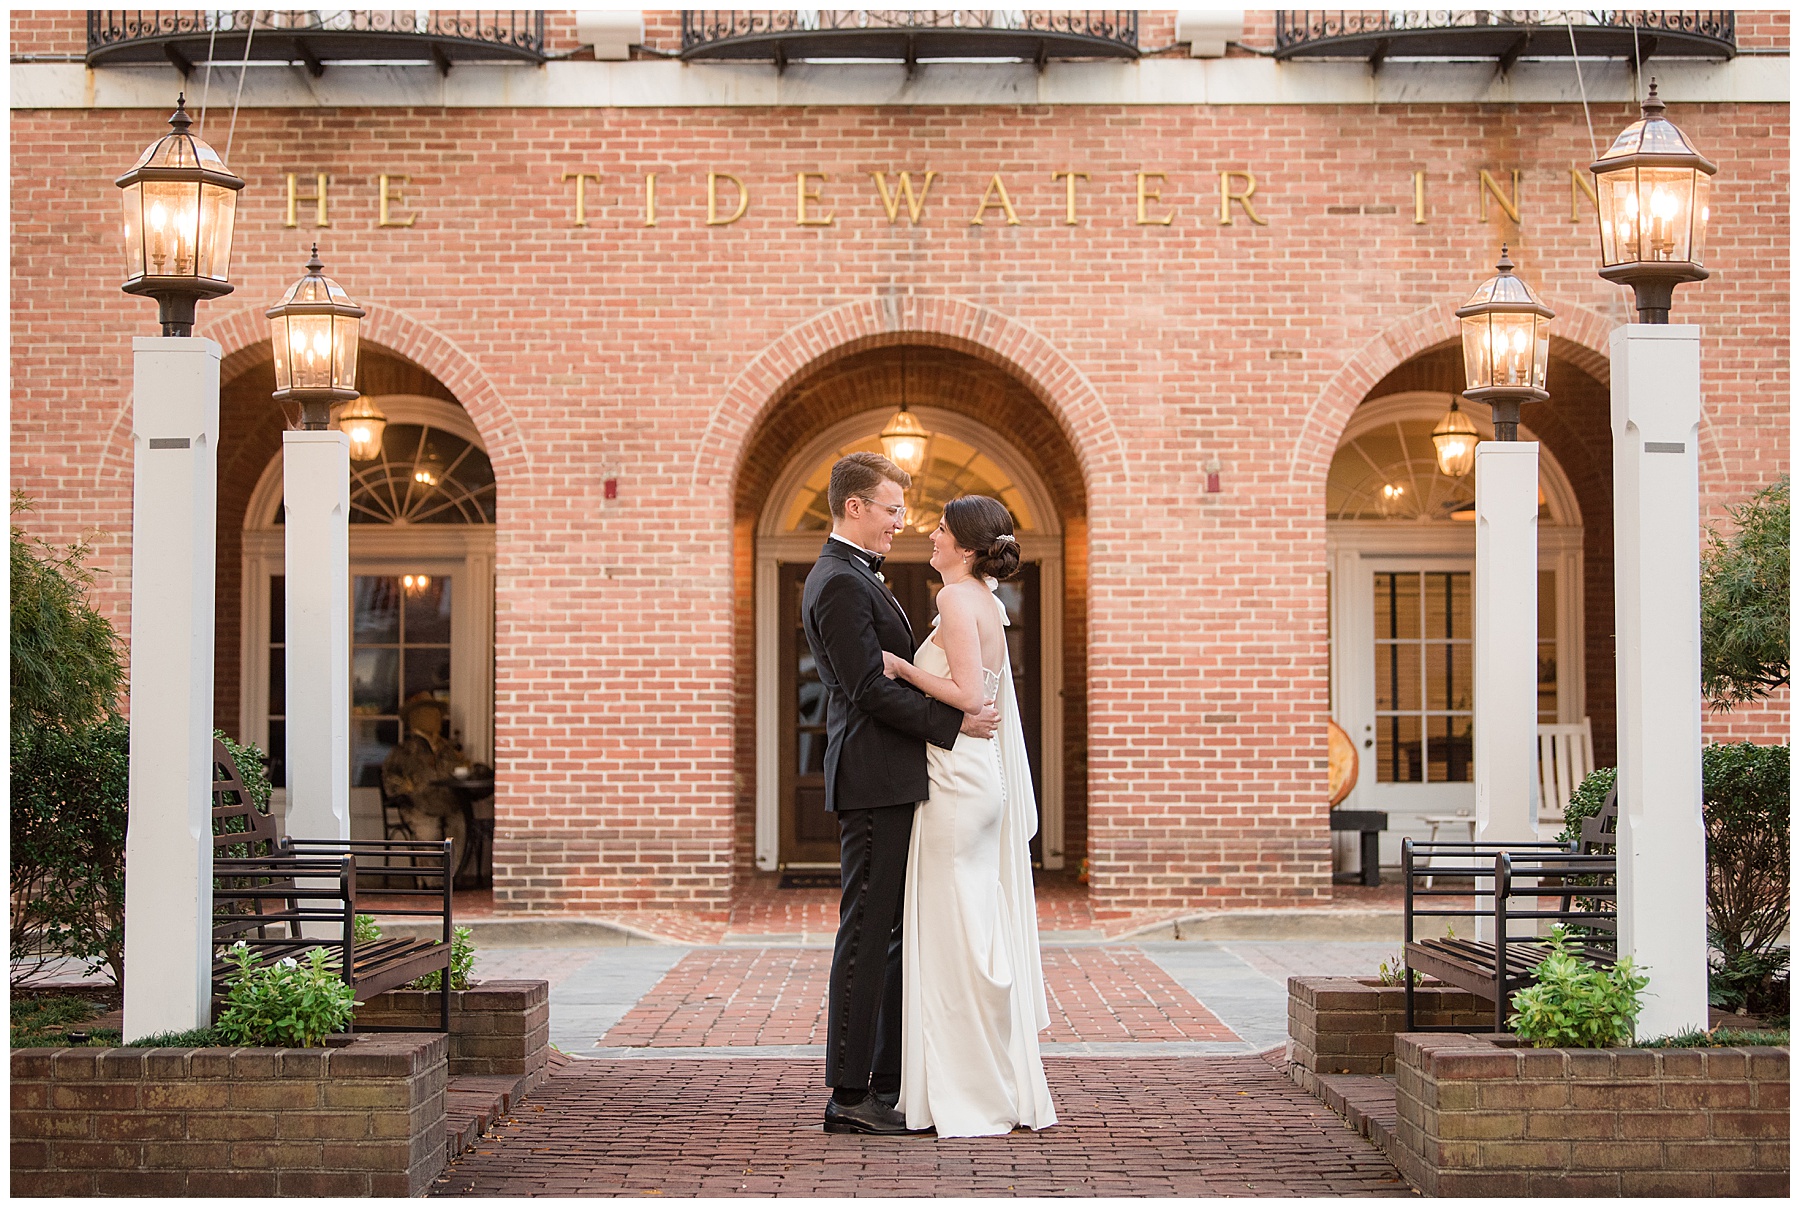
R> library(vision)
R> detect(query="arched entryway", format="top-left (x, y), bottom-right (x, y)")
top-left (1325, 339), bottom-right (1616, 865)
top-left (732, 341), bottom-right (1089, 874)
top-left (215, 344), bottom-right (496, 852)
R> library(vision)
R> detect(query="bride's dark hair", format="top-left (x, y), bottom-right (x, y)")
top-left (942, 495), bottom-right (1022, 581)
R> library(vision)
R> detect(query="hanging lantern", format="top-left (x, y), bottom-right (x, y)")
top-left (267, 245), bottom-right (367, 430)
top-left (115, 93), bottom-right (245, 336)
top-left (880, 404), bottom-right (931, 478)
top-left (1454, 245), bottom-right (1554, 441)
top-left (1590, 80), bottom-right (1718, 323)
top-left (334, 396), bottom-right (388, 461)
top-left (1431, 399), bottom-right (1480, 478)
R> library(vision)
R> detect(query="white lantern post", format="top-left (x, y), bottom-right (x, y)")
top-left (1454, 248), bottom-right (1555, 926)
top-left (267, 246), bottom-right (367, 844)
top-left (115, 96), bottom-right (244, 1040)
top-left (1591, 82), bottom-right (1716, 1038)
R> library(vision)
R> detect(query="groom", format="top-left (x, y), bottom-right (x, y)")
top-left (802, 451), bottom-right (997, 1135)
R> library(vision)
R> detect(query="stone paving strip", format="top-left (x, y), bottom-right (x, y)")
top-left (429, 1056), bottom-right (1413, 1197)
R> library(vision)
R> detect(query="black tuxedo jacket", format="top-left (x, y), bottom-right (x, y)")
top-left (802, 539), bottom-right (964, 812)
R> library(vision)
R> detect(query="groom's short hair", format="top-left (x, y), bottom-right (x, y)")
top-left (827, 452), bottom-right (911, 518)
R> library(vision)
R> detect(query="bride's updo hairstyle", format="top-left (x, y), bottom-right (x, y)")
top-left (942, 495), bottom-right (1022, 581)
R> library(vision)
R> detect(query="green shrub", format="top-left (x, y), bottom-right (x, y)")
top-left (1555, 766), bottom-right (1616, 847)
top-left (409, 926), bottom-right (476, 992)
top-left (211, 943), bottom-right (358, 1048)
top-left (1509, 926), bottom-right (1648, 1048)
top-left (10, 716), bottom-right (130, 985)
top-left (10, 494), bottom-right (124, 739)
top-left (1700, 476), bottom-right (1788, 709)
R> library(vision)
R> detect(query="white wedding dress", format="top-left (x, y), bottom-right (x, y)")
top-left (899, 585), bottom-right (1057, 1137)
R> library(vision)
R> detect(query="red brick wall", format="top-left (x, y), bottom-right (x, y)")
top-left (9, 9), bottom-right (85, 57)
top-left (10, 97), bottom-right (1787, 918)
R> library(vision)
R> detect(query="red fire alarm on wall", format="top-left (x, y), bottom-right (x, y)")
top-left (1203, 457), bottom-right (1223, 494)
top-left (603, 477), bottom-right (618, 500)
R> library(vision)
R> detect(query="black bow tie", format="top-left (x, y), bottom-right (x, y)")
top-left (863, 553), bottom-right (885, 575)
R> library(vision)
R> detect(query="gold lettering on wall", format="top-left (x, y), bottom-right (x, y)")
top-left (1414, 170), bottom-right (1427, 225)
top-left (871, 171), bottom-right (938, 225)
top-left (378, 174), bottom-right (417, 228)
top-left (1052, 170), bottom-right (1089, 226)
top-left (1478, 169), bottom-right (1522, 224)
top-left (795, 172), bottom-right (834, 226)
top-left (644, 173), bottom-right (659, 227)
top-left (1569, 167), bottom-right (1598, 223)
top-left (707, 172), bottom-right (749, 225)
top-left (285, 173), bottom-right (329, 228)
top-left (1135, 172), bottom-right (1173, 226)
top-left (1219, 171), bottom-right (1267, 226)
top-left (562, 171), bottom-right (601, 227)
top-left (969, 174), bottom-right (1022, 226)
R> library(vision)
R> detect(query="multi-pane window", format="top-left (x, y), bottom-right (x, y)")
top-left (1374, 571), bottom-right (1473, 783)
top-left (350, 575), bottom-right (453, 788)
top-left (1537, 570), bottom-right (1558, 723)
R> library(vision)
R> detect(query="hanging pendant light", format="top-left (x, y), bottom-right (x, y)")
top-left (879, 346), bottom-right (933, 478)
top-left (334, 396), bottom-right (388, 461)
top-left (1431, 399), bottom-right (1480, 478)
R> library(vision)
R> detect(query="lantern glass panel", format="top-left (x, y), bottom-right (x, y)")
top-left (1460, 314), bottom-right (1492, 391)
top-left (1596, 167), bottom-right (1635, 265)
top-left (290, 314), bottom-right (336, 390)
top-left (1491, 314), bottom-right (1537, 388)
top-left (197, 183), bottom-right (236, 281)
top-left (270, 317), bottom-right (292, 391)
top-left (332, 314), bottom-right (360, 388)
top-left (1636, 166), bottom-right (1696, 263)
top-left (1689, 170), bottom-right (1712, 265)
top-left (1531, 315), bottom-right (1551, 390)
top-left (120, 182), bottom-right (145, 280)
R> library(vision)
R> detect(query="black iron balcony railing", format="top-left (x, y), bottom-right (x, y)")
top-left (1275, 11), bottom-right (1735, 71)
top-left (680, 10), bottom-right (1139, 70)
top-left (87, 11), bottom-right (546, 76)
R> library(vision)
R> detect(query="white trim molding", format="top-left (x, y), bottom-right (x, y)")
top-left (13, 55), bottom-right (1786, 111)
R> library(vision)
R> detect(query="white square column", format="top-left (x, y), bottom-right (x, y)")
top-left (281, 429), bottom-right (352, 842)
top-left (1611, 324), bottom-right (1708, 1038)
top-left (122, 336), bottom-right (221, 1041)
top-left (1472, 440), bottom-right (1541, 851)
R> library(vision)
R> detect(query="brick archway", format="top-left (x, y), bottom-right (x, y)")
top-left (1290, 299), bottom-right (1618, 486)
top-left (693, 295), bottom-right (1127, 500)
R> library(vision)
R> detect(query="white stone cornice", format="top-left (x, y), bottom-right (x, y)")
top-left (12, 54), bottom-right (1789, 111)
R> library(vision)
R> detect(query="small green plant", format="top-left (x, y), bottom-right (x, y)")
top-left (353, 913), bottom-right (383, 945)
top-left (409, 926), bottom-right (476, 992)
top-left (1375, 952), bottom-right (1420, 986)
top-left (1508, 926), bottom-right (1648, 1048)
top-left (212, 943), bottom-right (357, 1047)
top-left (124, 1026), bottom-right (221, 1048)
top-left (1640, 1025), bottom-right (1790, 1049)
top-left (356, 916), bottom-right (475, 992)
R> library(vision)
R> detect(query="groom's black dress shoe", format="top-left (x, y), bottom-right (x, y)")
top-left (873, 1089), bottom-right (899, 1110)
top-left (824, 1096), bottom-right (913, 1135)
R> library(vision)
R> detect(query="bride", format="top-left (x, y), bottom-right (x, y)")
top-left (880, 494), bottom-right (1057, 1138)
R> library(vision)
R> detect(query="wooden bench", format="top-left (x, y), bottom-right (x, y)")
top-left (210, 739), bottom-right (456, 1031)
top-left (1401, 789), bottom-right (1618, 1032)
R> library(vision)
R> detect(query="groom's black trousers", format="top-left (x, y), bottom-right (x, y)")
top-left (825, 801), bottom-right (915, 1094)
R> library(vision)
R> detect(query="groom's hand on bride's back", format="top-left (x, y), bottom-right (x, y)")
top-left (960, 703), bottom-right (999, 739)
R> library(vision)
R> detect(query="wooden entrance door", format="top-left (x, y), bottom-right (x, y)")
top-left (777, 560), bottom-right (1042, 865)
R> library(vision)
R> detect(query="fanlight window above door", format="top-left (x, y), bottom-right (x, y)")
top-left (274, 423), bottom-right (495, 525)
top-left (780, 430), bottom-right (1037, 534)
top-left (1327, 416), bottom-right (1549, 523)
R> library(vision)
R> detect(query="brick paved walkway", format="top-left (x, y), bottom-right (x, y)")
top-left (600, 947), bottom-right (1238, 1048)
top-left (431, 1057), bottom-right (1413, 1197)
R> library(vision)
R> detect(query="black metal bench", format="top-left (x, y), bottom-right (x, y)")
top-left (209, 739), bottom-right (456, 1031)
top-left (1402, 789), bottom-right (1618, 1032)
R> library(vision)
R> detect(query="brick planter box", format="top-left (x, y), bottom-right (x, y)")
top-left (1288, 975), bottom-right (1492, 1077)
top-left (354, 979), bottom-right (549, 1091)
top-left (11, 1031), bottom-right (447, 1197)
top-left (1391, 1031), bottom-right (1790, 1197)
